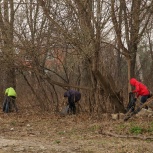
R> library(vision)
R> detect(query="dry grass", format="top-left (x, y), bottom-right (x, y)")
top-left (0, 110), bottom-right (153, 153)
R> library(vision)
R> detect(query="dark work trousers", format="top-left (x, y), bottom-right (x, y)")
top-left (69, 102), bottom-right (76, 114)
top-left (3, 96), bottom-right (11, 113)
top-left (68, 96), bottom-right (76, 114)
top-left (141, 95), bottom-right (150, 109)
top-left (10, 96), bottom-right (18, 112)
top-left (3, 96), bottom-right (18, 113)
top-left (141, 95), bottom-right (149, 103)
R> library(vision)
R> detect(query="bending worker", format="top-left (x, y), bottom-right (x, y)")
top-left (3, 87), bottom-right (18, 113)
top-left (64, 89), bottom-right (81, 114)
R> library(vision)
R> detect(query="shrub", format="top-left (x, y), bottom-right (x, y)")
top-left (130, 126), bottom-right (143, 134)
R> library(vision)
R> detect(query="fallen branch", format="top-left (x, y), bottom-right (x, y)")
top-left (99, 130), bottom-right (153, 140)
top-left (124, 97), bottom-right (153, 121)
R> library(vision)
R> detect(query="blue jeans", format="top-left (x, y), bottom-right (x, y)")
top-left (3, 96), bottom-right (18, 113)
top-left (141, 95), bottom-right (149, 103)
top-left (3, 97), bottom-right (11, 113)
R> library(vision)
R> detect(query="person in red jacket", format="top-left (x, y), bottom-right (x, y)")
top-left (130, 78), bottom-right (151, 104)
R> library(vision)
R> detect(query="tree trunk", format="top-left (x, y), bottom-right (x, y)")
top-left (0, 1), bottom-right (16, 90)
top-left (94, 70), bottom-right (125, 113)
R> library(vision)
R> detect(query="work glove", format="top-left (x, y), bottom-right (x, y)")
top-left (134, 98), bottom-right (137, 102)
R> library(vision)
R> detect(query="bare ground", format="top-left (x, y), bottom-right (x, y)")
top-left (0, 110), bottom-right (153, 153)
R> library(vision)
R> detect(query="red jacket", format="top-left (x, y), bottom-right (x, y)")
top-left (130, 78), bottom-right (150, 97)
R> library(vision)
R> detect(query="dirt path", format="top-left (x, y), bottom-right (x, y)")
top-left (0, 112), bottom-right (153, 153)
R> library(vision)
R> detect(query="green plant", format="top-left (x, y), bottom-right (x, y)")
top-left (58, 131), bottom-right (65, 135)
top-left (145, 125), bottom-right (153, 133)
top-left (55, 140), bottom-right (61, 144)
top-left (148, 122), bottom-right (153, 132)
top-left (117, 124), bottom-right (126, 131)
top-left (130, 126), bottom-right (143, 134)
top-left (10, 121), bottom-right (16, 126)
top-left (88, 125), bottom-right (100, 132)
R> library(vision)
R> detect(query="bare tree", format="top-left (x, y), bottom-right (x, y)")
top-left (2, 0), bottom-right (152, 114)
top-left (38, 0), bottom-right (125, 113)
top-left (111, 0), bottom-right (153, 93)
top-left (0, 0), bottom-right (17, 104)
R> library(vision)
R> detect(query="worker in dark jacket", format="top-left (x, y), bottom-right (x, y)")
top-left (130, 78), bottom-right (151, 105)
top-left (64, 89), bottom-right (81, 114)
